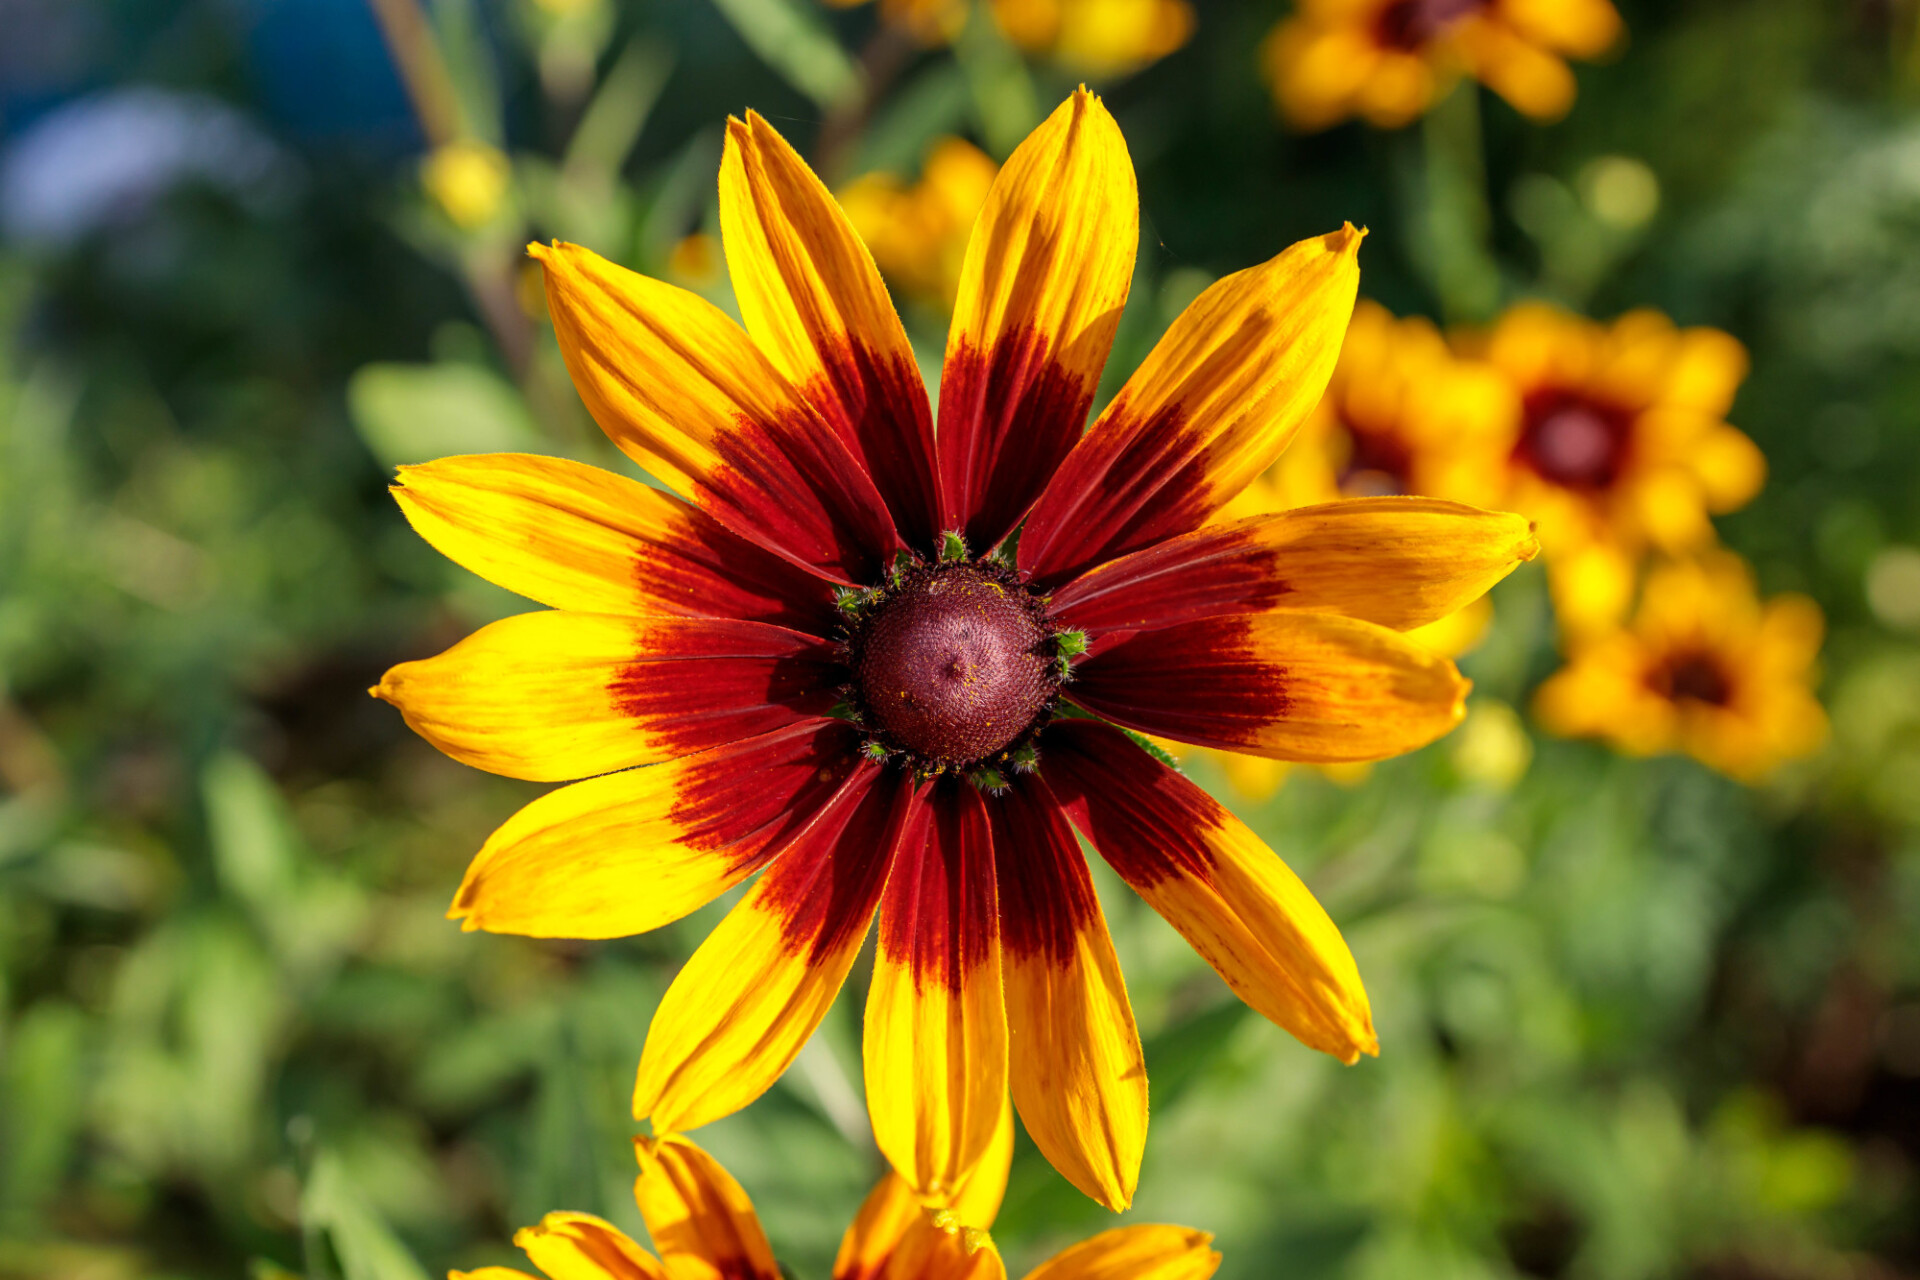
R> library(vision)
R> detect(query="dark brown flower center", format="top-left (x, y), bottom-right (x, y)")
top-left (1338, 420), bottom-right (1413, 496)
top-left (1374, 0), bottom-right (1485, 49)
top-left (1653, 651), bottom-right (1733, 707)
top-left (846, 561), bottom-right (1058, 770)
top-left (1515, 391), bottom-right (1632, 491)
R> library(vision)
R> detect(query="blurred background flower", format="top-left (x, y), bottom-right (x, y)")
top-left (2, 1), bottom-right (1919, 1279)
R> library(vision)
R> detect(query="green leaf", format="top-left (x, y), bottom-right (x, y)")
top-left (705, 0), bottom-right (861, 111)
top-left (301, 1151), bottom-right (432, 1280)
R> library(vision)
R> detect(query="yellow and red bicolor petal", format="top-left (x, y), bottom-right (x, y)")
top-left (720, 112), bottom-right (942, 549)
top-left (990, 781), bottom-right (1146, 1213)
top-left (864, 778), bottom-right (1008, 1206)
top-left (631, 1135), bottom-right (781, 1280)
top-left (448, 722), bottom-right (863, 937)
top-left (936, 88), bottom-right (1136, 550)
top-left (534, 240), bottom-right (900, 584)
top-left (392, 454), bottom-right (837, 634)
top-left (373, 614), bottom-right (839, 782)
top-left (634, 764), bottom-right (911, 1133)
top-left (1018, 226), bottom-right (1363, 588)
top-left (1067, 611), bottom-right (1468, 763)
top-left (1044, 720), bottom-right (1377, 1063)
top-left (512, 1212), bottom-right (668, 1280)
top-left (1019, 1225), bottom-right (1220, 1280)
top-left (1047, 498), bottom-right (1539, 638)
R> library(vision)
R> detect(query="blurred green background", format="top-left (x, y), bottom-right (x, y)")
top-left (3, 1), bottom-right (1920, 1278)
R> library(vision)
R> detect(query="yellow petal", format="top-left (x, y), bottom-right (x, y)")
top-left (938, 88), bottom-right (1137, 549)
top-left (1019, 1225), bottom-right (1219, 1280)
top-left (513, 1212), bottom-right (667, 1280)
top-left (449, 722), bottom-right (864, 938)
top-left (373, 612), bottom-right (838, 782)
top-left (831, 1110), bottom-right (1012, 1280)
top-left (1046, 720), bottom-right (1377, 1062)
top-left (720, 112), bottom-right (942, 547)
top-left (1070, 611), bottom-right (1469, 764)
top-left (1047, 496), bottom-right (1538, 636)
top-left (864, 782), bottom-right (1009, 1206)
top-left (992, 783), bottom-right (1146, 1212)
top-left (1020, 226), bottom-right (1363, 586)
top-left (630, 1137), bottom-right (780, 1280)
top-left (534, 240), bottom-right (897, 584)
top-left (392, 454), bottom-right (836, 631)
top-left (634, 766), bottom-right (907, 1133)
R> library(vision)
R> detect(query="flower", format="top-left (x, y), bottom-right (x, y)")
top-left (422, 139), bottom-right (512, 229)
top-left (992, 0), bottom-right (1197, 75)
top-left (1262, 0), bottom-right (1622, 131)
top-left (452, 1126), bottom-right (1221, 1280)
top-left (374, 90), bottom-right (1538, 1211)
top-left (1175, 301), bottom-right (1518, 800)
top-left (1450, 302), bottom-right (1766, 633)
top-left (1534, 553), bottom-right (1827, 780)
top-left (840, 137), bottom-right (999, 309)
top-left (1220, 299), bottom-right (1510, 513)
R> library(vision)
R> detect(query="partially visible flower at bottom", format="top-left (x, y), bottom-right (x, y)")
top-left (1534, 552), bottom-right (1827, 780)
top-left (452, 1125), bottom-right (1221, 1280)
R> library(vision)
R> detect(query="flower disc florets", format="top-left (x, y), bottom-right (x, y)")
top-left (841, 559), bottom-right (1062, 775)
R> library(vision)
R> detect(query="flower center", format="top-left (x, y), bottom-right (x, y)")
top-left (1515, 391), bottom-right (1631, 490)
top-left (1338, 420), bottom-right (1413, 496)
top-left (1655, 652), bottom-right (1733, 707)
top-left (846, 561), bottom-right (1059, 770)
top-left (1373, 0), bottom-right (1485, 49)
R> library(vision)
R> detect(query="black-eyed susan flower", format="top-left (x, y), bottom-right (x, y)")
top-left (453, 1122), bottom-right (1220, 1280)
top-left (840, 137), bottom-right (999, 309)
top-left (374, 90), bottom-right (1538, 1212)
top-left (1450, 302), bottom-right (1766, 633)
top-left (1534, 553), bottom-right (1827, 780)
top-left (1262, 0), bottom-right (1622, 131)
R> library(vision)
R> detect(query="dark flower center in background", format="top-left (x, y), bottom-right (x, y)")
top-left (846, 561), bottom-right (1058, 770)
top-left (1653, 651), bottom-right (1734, 707)
top-left (1338, 420), bottom-right (1414, 496)
top-left (1515, 391), bottom-right (1633, 491)
top-left (1374, 0), bottom-right (1486, 49)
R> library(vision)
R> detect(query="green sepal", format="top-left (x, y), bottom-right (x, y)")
top-left (1121, 728), bottom-right (1181, 770)
top-left (968, 767), bottom-right (1009, 794)
top-left (860, 739), bottom-right (892, 762)
top-left (939, 530), bottom-right (969, 562)
top-left (1054, 629), bottom-right (1088, 657)
top-left (1006, 741), bottom-right (1040, 774)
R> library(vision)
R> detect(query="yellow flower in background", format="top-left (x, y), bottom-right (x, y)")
top-left (1222, 299), bottom-right (1508, 515)
top-left (1262, 0), bottom-right (1622, 131)
top-left (824, 0), bottom-right (970, 44)
top-left (1187, 300), bottom-right (1528, 801)
top-left (455, 1127), bottom-right (1222, 1280)
top-left (422, 139), bottom-right (512, 229)
top-left (993, 0), bottom-right (1196, 75)
top-left (1454, 302), bottom-right (1766, 633)
top-left (1535, 553), bottom-right (1826, 780)
top-left (840, 137), bottom-right (999, 308)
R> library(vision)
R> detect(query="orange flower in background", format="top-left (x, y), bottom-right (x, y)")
top-left (455, 1126), bottom-right (1222, 1280)
top-left (374, 90), bottom-right (1540, 1212)
top-left (824, 0), bottom-right (970, 44)
top-left (840, 137), bottom-right (999, 308)
top-left (993, 0), bottom-right (1196, 75)
top-left (1222, 299), bottom-right (1508, 515)
top-left (1534, 553), bottom-right (1826, 780)
top-left (1453, 302), bottom-right (1766, 633)
top-left (1262, 0), bottom-right (1622, 131)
